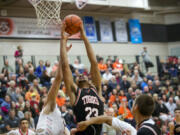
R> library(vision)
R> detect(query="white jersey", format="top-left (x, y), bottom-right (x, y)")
top-left (36, 105), bottom-right (66, 135)
top-left (112, 118), bottom-right (137, 135)
top-left (7, 129), bottom-right (35, 135)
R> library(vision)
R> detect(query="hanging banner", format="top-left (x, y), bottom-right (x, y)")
top-left (115, 19), bottom-right (128, 43)
top-left (128, 19), bottom-right (143, 44)
top-left (83, 16), bottom-right (97, 42)
top-left (99, 18), bottom-right (113, 42)
top-left (0, 17), bottom-right (80, 39)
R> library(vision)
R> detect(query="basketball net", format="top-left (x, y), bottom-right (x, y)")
top-left (28, 0), bottom-right (62, 27)
top-left (75, 0), bottom-right (88, 10)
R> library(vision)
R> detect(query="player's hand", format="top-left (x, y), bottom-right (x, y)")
top-left (77, 121), bottom-right (89, 131)
top-left (70, 128), bottom-right (78, 135)
top-left (122, 130), bottom-right (131, 135)
top-left (79, 23), bottom-right (86, 40)
top-left (66, 44), bottom-right (72, 52)
top-left (61, 21), bottom-right (71, 41)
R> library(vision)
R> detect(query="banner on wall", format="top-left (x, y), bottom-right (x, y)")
top-left (99, 18), bottom-right (113, 42)
top-left (0, 17), bottom-right (80, 39)
top-left (128, 19), bottom-right (143, 44)
top-left (115, 19), bottom-right (128, 43)
top-left (83, 16), bottom-right (97, 42)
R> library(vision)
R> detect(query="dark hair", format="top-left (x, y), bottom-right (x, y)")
top-left (135, 94), bottom-right (155, 116)
top-left (174, 107), bottom-right (180, 112)
top-left (19, 118), bottom-right (29, 125)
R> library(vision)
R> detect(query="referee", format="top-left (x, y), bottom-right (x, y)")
top-left (76, 94), bottom-right (161, 135)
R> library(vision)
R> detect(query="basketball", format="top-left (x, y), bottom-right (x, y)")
top-left (64, 14), bottom-right (82, 35)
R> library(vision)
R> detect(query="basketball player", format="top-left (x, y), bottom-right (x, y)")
top-left (35, 38), bottom-right (72, 135)
top-left (60, 22), bottom-right (104, 135)
top-left (77, 94), bottom-right (161, 135)
top-left (7, 118), bottom-right (35, 135)
top-left (169, 107), bottom-right (180, 135)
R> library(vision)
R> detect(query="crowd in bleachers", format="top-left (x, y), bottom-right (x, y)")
top-left (0, 45), bottom-right (180, 134)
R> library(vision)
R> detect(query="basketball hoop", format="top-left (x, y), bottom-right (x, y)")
top-left (75, 0), bottom-right (88, 10)
top-left (28, 0), bottom-right (62, 27)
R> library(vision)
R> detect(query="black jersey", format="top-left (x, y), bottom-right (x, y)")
top-left (137, 119), bottom-right (161, 135)
top-left (174, 123), bottom-right (180, 135)
top-left (73, 86), bottom-right (104, 135)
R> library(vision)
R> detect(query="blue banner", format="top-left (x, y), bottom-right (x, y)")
top-left (128, 19), bottom-right (143, 44)
top-left (83, 16), bottom-right (97, 42)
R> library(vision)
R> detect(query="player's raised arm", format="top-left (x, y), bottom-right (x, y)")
top-left (60, 22), bottom-right (77, 105)
top-left (77, 116), bottom-right (136, 135)
top-left (44, 35), bottom-right (72, 113)
top-left (80, 24), bottom-right (102, 96)
top-left (78, 116), bottom-right (112, 131)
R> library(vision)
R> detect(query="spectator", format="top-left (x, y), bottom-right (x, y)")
top-left (10, 87), bottom-right (22, 102)
top-left (23, 101), bottom-right (38, 125)
top-left (141, 47), bottom-right (154, 72)
top-left (108, 76), bottom-right (117, 92)
top-left (165, 97), bottom-right (176, 117)
top-left (14, 45), bottom-right (23, 59)
top-left (118, 98), bottom-right (133, 120)
top-left (27, 68), bottom-right (37, 83)
top-left (102, 85), bottom-right (108, 102)
top-left (102, 69), bottom-right (113, 81)
top-left (61, 106), bottom-right (76, 130)
top-left (140, 77), bottom-right (148, 91)
top-left (16, 96), bottom-right (25, 109)
top-left (128, 92), bottom-right (136, 110)
top-left (35, 60), bottom-right (46, 78)
top-left (40, 70), bottom-right (51, 88)
top-left (115, 72), bottom-right (122, 85)
top-left (1, 95), bottom-right (11, 118)
top-left (131, 70), bottom-right (142, 85)
top-left (52, 60), bottom-right (59, 73)
top-left (112, 58), bottom-right (123, 73)
top-left (32, 79), bottom-right (41, 93)
top-left (2, 59), bottom-right (13, 73)
top-left (98, 57), bottom-right (107, 74)
top-left (25, 86), bottom-right (40, 102)
top-left (17, 106), bottom-right (24, 119)
top-left (5, 109), bottom-right (19, 132)
top-left (108, 89), bottom-right (118, 107)
top-left (152, 94), bottom-right (160, 117)
top-left (16, 58), bottom-right (24, 74)
top-left (7, 80), bottom-right (16, 96)
top-left (126, 87), bottom-right (133, 101)
top-left (119, 90), bottom-right (127, 102)
top-left (73, 59), bottom-right (84, 73)
top-left (106, 59), bottom-right (113, 72)
top-left (24, 64), bottom-right (29, 76)
top-left (120, 75), bottom-right (130, 93)
top-left (24, 111), bottom-right (35, 130)
top-left (56, 90), bottom-right (66, 107)
top-left (102, 108), bottom-right (117, 135)
top-left (45, 60), bottom-right (52, 76)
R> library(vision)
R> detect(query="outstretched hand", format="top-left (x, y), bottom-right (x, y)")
top-left (122, 130), bottom-right (131, 135)
top-left (61, 21), bottom-right (71, 41)
top-left (70, 128), bottom-right (78, 135)
top-left (79, 23), bottom-right (86, 40)
top-left (66, 44), bottom-right (72, 52)
top-left (77, 121), bottom-right (89, 131)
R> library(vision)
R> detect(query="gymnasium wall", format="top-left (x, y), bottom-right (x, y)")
top-left (0, 8), bottom-right (179, 58)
